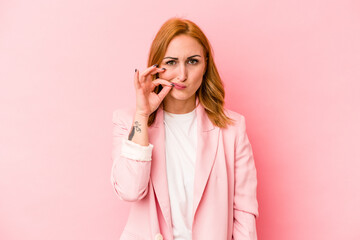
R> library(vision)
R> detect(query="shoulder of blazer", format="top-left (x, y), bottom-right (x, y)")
top-left (223, 107), bottom-right (247, 133)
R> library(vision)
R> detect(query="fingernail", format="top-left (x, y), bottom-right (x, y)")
top-left (152, 64), bottom-right (158, 67)
top-left (135, 68), bottom-right (137, 72)
top-left (161, 68), bottom-right (166, 70)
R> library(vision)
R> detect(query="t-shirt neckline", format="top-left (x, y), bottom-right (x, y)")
top-left (164, 108), bottom-right (196, 120)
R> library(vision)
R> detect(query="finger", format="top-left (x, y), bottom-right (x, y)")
top-left (149, 67), bottom-right (166, 75)
top-left (152, 78), bottom-right (174, 87)
top-left (134, 68), bottom-right (140, 89)
top-left (157, 85), bottom-right (173, 101)
top-left (143, 65), bottom-right (166, 76)
top-left (150, 79), bottom-right (174, 92)
top-left (139, 64), bottom-right (160, 82)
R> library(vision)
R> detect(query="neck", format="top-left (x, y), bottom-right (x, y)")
top-left (163, 95), bottom-right (196, 114)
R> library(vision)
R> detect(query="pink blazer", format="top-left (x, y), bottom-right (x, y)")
top-left (111, 97), bottom-right (259, 240)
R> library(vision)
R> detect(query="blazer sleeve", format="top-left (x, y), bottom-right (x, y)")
top-left (232, 115), bottom-right (259, 240)
top-left (110, 109), bottom-right (153, 202)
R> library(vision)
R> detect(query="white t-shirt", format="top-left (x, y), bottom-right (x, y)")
top-left (163, 108), bottom-right (197, 240)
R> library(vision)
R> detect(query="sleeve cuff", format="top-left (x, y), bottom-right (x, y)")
top-left (120, 138), bottom-right (154, 161)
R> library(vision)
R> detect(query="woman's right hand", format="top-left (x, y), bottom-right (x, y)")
top-left (134, 65), bottom-right (174, 117)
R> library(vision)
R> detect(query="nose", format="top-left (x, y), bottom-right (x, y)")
top-left (176, 63), bottom-right (187, 82)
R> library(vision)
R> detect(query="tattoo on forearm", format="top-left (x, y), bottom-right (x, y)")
top-left (128, 126), bottom-right (135, 140)
top-left (128, 121), bottom-right (142, 140)
top-left (134, 121), bottom-right (141, 132)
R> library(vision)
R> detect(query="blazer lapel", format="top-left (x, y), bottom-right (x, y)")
top-left (148, 103), bottom-right (173, 232)
top-left (192, 97), bottom-right (220, 220)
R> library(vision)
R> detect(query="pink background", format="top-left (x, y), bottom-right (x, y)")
top-left (1, 0), bottom-right (359, 239)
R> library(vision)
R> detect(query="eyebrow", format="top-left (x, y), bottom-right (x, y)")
top-left (163, 55), bottom-right (201, 60)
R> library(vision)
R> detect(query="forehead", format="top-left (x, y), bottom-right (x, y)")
top-left (164, 34), bottom-right (204, 57)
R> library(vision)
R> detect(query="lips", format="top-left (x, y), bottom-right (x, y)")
top-left (172, 83), bottom-right (186, 89)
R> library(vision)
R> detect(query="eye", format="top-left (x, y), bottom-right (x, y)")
top-left (165, 60), bottom-right (175, 65)
top-left (188, 59), bottom-right (198, 65)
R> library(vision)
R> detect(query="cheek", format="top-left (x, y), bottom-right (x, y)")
top-left (194, 78), bottom-right (203, 90)
top-left (158, 70), bottom-right (175, 80)
top-left (193, 64), bottom-right (206, 77)
top-left (192, 69), bottom-right (204, 83)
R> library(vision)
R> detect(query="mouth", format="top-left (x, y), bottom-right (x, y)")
top-left (172, 83), bottom-right (186, 89)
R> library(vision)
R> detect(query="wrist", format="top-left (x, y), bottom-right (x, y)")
top-left (134, 111), bottom-right (150, 119)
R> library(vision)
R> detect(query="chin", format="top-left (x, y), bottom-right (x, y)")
top-left (167, 90), bottom-right (195, 102)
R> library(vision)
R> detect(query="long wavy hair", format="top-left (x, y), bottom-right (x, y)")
top-left (147, 17), bottom-right (235, 128)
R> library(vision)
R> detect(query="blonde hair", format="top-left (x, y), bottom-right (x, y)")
top-left (147, 17), bottom-right (235, 128)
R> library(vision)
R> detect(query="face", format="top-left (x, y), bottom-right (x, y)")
top-left (158, 34), bottom-right (207, 103)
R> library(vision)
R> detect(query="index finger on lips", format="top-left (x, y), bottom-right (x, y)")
top-left (152, 78), bottom-right (174, 88)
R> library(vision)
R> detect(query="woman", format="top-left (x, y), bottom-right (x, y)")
top-left (111, 17), bottom-right (259, 240)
